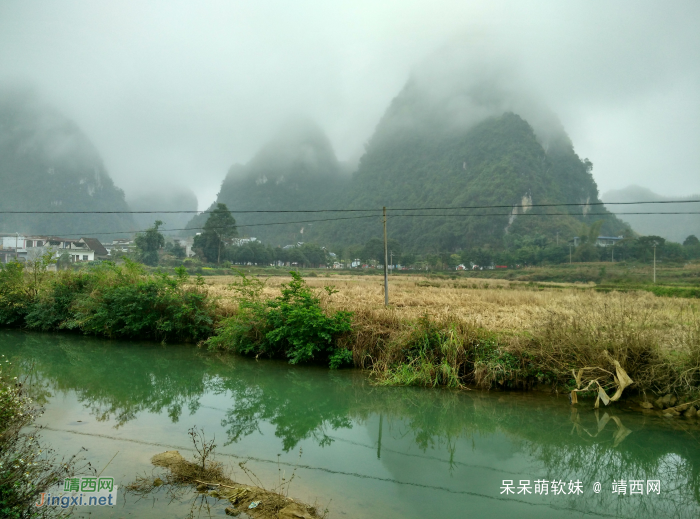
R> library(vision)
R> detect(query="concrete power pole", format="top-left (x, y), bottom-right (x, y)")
top-left (383, 207), bottom-right (389, 306)
top-left (569, 244), bottom-right (572, 264)
top-left (653, 243), bottom-right (657, 283)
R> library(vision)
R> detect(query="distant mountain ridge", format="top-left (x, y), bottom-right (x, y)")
top-left (602, 185), bottom-right (700, 243)
top-left (186, 118), bottom-right (351, 244)
top-left (193, 73), bottom-right (630, 251)
top-left (0, 90), bottom-right (135, 240)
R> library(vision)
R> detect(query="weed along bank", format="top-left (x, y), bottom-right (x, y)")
top-left (1, 260), bottom-right (700, 518)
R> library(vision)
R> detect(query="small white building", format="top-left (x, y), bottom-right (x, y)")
top-left (0, 234), bottom-right (107, 264)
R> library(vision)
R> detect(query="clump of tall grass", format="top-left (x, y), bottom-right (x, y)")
top-left (521, 300), bottom-right (700, 396)
top-left (372, 315), bottom-right (470, 388)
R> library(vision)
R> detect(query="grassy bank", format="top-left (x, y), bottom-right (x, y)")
top-left (1, 258), bottom-right (699, 403)
top-left (206, 274), bottom-right (700, 399)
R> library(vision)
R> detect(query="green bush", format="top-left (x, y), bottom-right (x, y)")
top-left (206, 271), bottom-right (353, 368)
top-left (1, 259), bottom-right (216, 342)
top-left (0, 262), bottom-right (30, 326)
top-left (73, 266), bottom-right (214, 341)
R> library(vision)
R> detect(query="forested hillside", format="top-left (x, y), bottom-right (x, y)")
top-left (0, 90), bottom-right (135, 238)
top-left (189, 77), bottom-right (631, 254)
top-left (311, 76), bottom-right (630, 251)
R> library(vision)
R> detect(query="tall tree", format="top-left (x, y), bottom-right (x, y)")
top-left (135, 220), bottom-right (165, 266)
top-left (194, 203), bottom-right (238, 264)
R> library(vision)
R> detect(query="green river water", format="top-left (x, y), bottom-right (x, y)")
top-left (2, 330), bottom-right (700, 519)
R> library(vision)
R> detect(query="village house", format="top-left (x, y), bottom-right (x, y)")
top-left (572, 235), bottom-right (624, 247)
top-left (0, 234), bottom-right (108, 264)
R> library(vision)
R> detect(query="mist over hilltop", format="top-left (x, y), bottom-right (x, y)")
top-left (190, 49), bottom-right (630, 251)
top-left (187, 118), bottom-right (351, 244)
top-left (127, 186), bottom-right (198, 233)
top-left (0, 89), bottom-right (135, 239)
top-left (603, 186), bottom-right (700, 243)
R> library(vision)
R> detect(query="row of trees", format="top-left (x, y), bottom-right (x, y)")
top-left (132, 208), bottom-right (700, 270)
top-left (133, 204), bottom-right (332, 268)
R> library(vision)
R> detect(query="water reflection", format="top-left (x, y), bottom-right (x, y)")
top-left (2, 331), bottom-right (700, 518)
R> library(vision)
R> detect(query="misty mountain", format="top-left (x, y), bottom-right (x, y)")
top-left (602, 186), bottom-right (700, 243)
top-left (187, 119), bottom-right (350, 245)
top-left (309, 74), bottom-right (630, 251)
top-left (189, 69), bottom-right (631, 252)
top-left (127, 187), bottom-right (198, 233)
top-left (0, 90), bottom-right (135, 240)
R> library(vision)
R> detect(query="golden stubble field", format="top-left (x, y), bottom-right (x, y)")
top-left (203, 274), bottom-right (699, 352)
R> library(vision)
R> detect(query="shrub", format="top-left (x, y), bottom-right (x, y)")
top-left (68, 263), bottom-right (215, 342)
top-left (0, 262), bottom-right (30, 327)
top-left (0, 357), bottom-right (87, 518)
top-left (2, 259), bottom-right (216, 342)
top-left (206, 271), bottom-right (353, 368)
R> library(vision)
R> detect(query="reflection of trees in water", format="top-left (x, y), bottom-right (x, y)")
top-left (0, 331), bottom-right (207, 427)
top-left (520, 408), bottom-right (700, 518)
top-left (207, 357), bottom-right (356, 451)
top-left (3, 331), bottom-right (700, 515)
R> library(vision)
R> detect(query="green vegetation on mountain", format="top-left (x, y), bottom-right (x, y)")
top-left (191, 78), bottom-right (630, 257)
top-left (314, 77), bottom-right (629, 251)
top-left (0, 90), bottom-right (135, 239)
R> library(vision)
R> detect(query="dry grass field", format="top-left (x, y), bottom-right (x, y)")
top-left (205, 274), bottom-right (696, 345)
top-left (203, 274), bottom-right (700, 397)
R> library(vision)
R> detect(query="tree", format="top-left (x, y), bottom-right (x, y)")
top-left (299, 243), bottom-right (328, 267)
top-left (399, 252), bottom-right (416, 267)
top-left (194, 204), bottom-right (238, 264)
top-left (165, 240), bottom-right (186, 259)
top-left (683, 235), bottom-right (700, 247)
top-left (683, 235), bottom-right (700, 260)
top-left (236, 246), bottom-right (254, 264)
top-left (287, 248), bottom-right (307, 267)
top-left (361, 238), bottom-right (401, 264)
top-left (135, 220), bottom-right (165, 266)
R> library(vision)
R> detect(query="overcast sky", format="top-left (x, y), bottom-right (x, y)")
top-left (1, 1), bottom-right (698, 208)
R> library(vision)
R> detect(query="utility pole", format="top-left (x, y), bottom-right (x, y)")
top-left (569, 244), bottom-right (572, 264)
top-left (15, 232), bottom-right (18, 262)
top-left (377, 413), bottom-right (383, 459)
top-left (383, 207), bottom-right (389, 306)
top-left (556, 231), bottom-right (559, 245)
top-left (653, 243), bottom-right (657, 283)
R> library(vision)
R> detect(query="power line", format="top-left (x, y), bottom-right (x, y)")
top-left (388, 211), bottom-right (700, 217)
top-left (388, 200), bottom-right (700, 211)
top-left (12, 210), bottom-right (699, 239)
top-left (19, 214), bottom-right (380, 238)
top-left (1, 199), bottom-right (699, 215)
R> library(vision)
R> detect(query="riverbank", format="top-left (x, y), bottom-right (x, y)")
top-left (1, 260), bottom-right (698, 408)
top-left (203, 273), bottom-right (700, 404)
